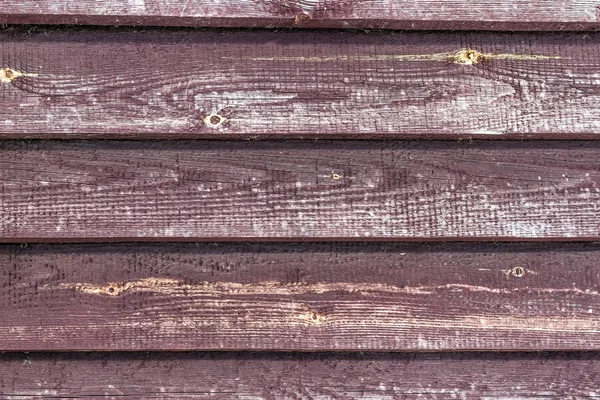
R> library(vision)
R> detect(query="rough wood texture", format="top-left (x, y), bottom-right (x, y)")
top-left (2, 28), bottom-right (600, 139)
top-left (2, 242), bottom-right (600, 351)
top-left (2, 352), bottom-right (600, 399)
top-left (2, 1), bottom-right (600, 30)
top-left (1, 140), bottom-right (600, 242)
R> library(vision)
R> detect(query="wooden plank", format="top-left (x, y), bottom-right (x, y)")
top-left (2, 28), bottom-right (600, 139)
top-left (2, 242), bottom-right (600, 351)
top-left (2, 352), bottom-right (600, 399)
top-left (1, 1), bottom-right (600, 30)
top-left (1, 140), bottom-right (599, 242)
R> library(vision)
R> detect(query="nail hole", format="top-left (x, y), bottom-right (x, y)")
top-left (19, 243), bottom-right (28, 249)
top-left (512, 266), bottom-right (525, 278)
top-left (294, 13), bottom-right (311, 24)
top-left (311, 312), bottom-right (319, 320)
top-left (107, 286), bottom-right (116, 294)
top-left (210, 115), bottom-right (221, 125)
top-left (331, 173), bottom-right (342, 180)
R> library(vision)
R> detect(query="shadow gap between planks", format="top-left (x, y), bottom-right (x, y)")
top-left (2, 352), bottom-right (600, 398)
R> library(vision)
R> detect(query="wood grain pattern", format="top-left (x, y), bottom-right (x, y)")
top-left (2, 0), bottom-right (600, 30)
top-left (2, 242), bottom-right (600, 351)
top-left (2, 28), bottom-right (600, 139)
top-left (2, 352), bottom-right (600, 398)
top-left (1, 140), bottom-right (600, 242)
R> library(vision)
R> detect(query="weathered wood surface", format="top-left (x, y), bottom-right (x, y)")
top-left (2, 242), bottom-right (600, 351)
top-left (2, 28), bottom-right (600, 139)
top-left (1, 141), bottom-right (599, 242)
top-left (2, 352), bottom-right (600, 399)
top-left (2, 0), bottom-right (600, 30)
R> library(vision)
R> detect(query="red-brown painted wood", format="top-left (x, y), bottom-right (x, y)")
top-left (2, 242), bottom-right (600, 351)
top-left (1, 28), bottom-right (600, 139)
top-left (1, 0), bottom-right (600, 30)
top-left (2, 352), bottom-right (600, 398)
top-left (1, 141), bottom-right (599, 242)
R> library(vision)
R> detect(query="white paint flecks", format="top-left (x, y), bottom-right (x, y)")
top-left (195, 90), bottom-right (297, 113)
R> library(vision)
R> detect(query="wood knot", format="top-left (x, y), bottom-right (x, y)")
top-left (303, 306), bottom-right (326, 324)
top-left (0, 68), bottom-right (22, 83)
top-left (294, 13), bottom-right (311, 25)
top-left (204, 113), bottom-right (225, 128)
top-left (452, 49), bottom-right (485, 65)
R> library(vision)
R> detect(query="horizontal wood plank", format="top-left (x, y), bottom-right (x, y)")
top-left (1, 1), bottom-right (600, 30)
top-left (1, 141), bottom-right (599, 242)
top-left (2, 352), bottom-right (600, 398)
top-left (2, 242), bottom-right (600, 351)
top-left (2, 28), bottom-right (600, 139)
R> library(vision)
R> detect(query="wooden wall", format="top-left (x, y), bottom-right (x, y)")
top-left (1, 3), bottom-right (600, 398)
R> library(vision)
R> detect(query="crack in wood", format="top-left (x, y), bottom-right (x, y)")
top-left (227, 49), bottom-right (562, 64)
top-left (49, 278), bottom-right (599, 297)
